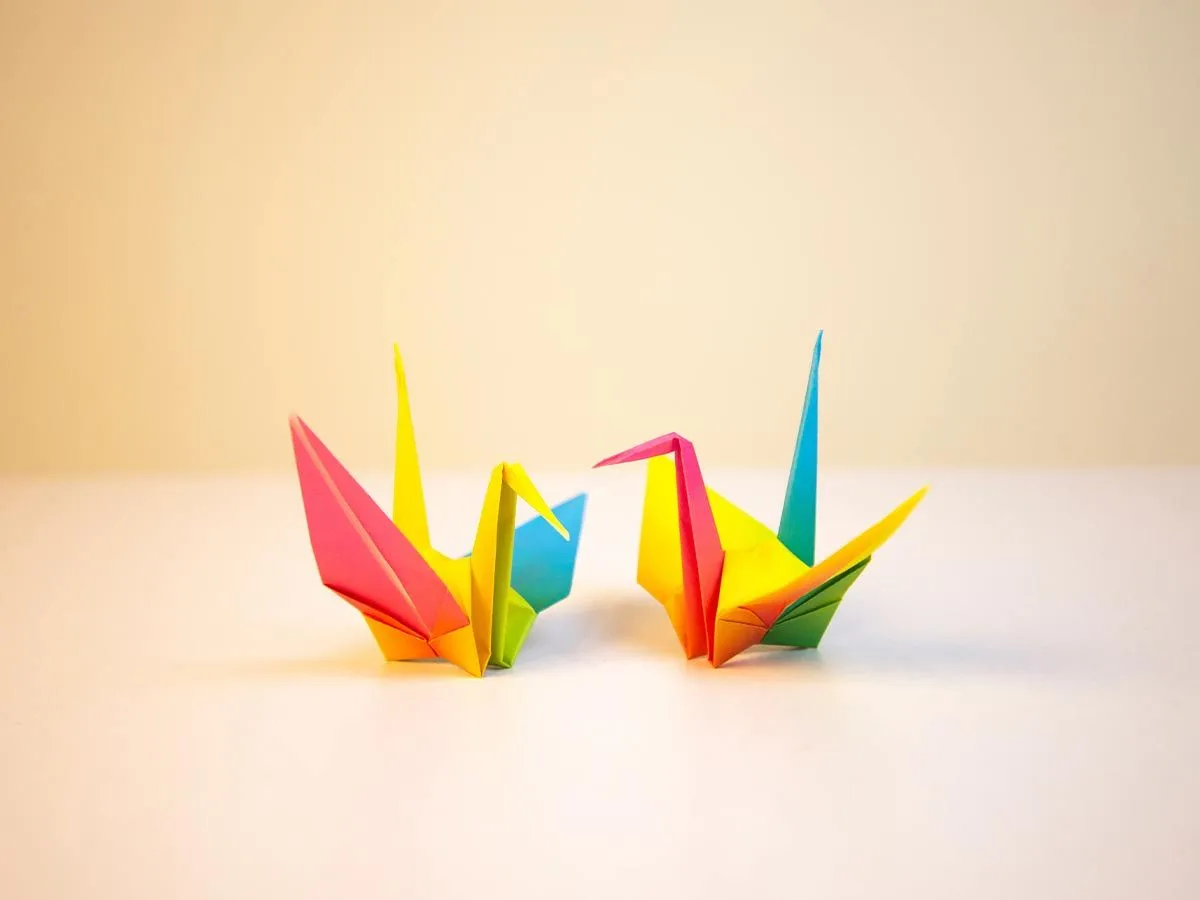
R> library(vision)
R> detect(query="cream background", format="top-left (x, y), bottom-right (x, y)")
top-left (1, 0), bottom-right (1197, 473)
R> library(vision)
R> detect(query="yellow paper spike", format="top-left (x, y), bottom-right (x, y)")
top-left (502, 463), bottom-right (569, 539)
top-left (391, 344), bottom-right (431, 549)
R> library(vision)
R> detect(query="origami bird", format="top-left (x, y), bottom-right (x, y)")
top-left (594, 332), bottom-right (926, 667)
top-left (290, 347), bottom-right (586, 675)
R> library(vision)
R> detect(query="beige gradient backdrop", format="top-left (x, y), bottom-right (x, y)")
top-left (1, 0), bottom-right (1197, 473)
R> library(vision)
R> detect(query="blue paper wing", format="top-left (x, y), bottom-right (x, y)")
top-left (509, 493), bottom-right (587, 613)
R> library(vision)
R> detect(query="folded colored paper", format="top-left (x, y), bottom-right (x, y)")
top-left (595, 332), bottom-right (926, 667)
top-left (291, 346), bottom-right (586, 675)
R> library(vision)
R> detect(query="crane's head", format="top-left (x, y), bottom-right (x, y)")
top-left (500, 462), bottom-right (570, 540)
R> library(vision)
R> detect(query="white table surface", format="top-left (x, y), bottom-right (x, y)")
top-left (1, 468), bottom-right (1197, 899)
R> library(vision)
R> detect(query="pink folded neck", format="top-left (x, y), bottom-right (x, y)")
top-left (669, 436), bottom-right (725, 659)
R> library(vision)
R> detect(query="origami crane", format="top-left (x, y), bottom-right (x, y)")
top-left (595, 332), bottom-right (926, 667)
top-left (290, 347), bottom-right (586, 675)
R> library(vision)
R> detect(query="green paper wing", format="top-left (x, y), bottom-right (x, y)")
top-left (761, 556), bottom-right (871, 648)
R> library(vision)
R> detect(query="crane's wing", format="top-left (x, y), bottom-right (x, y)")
top-left (289, 415), bottom-right (468, 641)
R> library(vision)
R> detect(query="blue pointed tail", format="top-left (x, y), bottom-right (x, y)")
top-left (778, 331), bottom-right (822, 565)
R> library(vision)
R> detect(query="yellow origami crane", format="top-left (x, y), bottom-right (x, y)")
top-left (595, 332), bottom-right (927, 667)
top-left (290, 346), bottom-right (587, 675)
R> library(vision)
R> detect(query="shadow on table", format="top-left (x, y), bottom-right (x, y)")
top-left (517, 590), bottom-right (682, 667)
top-left (180, 593), bottom-right (1115, 684)
top-left (178, 596), bottom-right (653, 682)
top-left (567, 593), bottom-right (1102, 682)
top-left (718, 638), bottom-right (1072, 680)
top-left (178, 645), bottom-right (476, 681)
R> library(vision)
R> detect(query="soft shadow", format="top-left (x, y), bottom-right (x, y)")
top-left (573, 591), bottom-right (683, 658)
top-left (547, 594), bottom-right (1114, 683)
top-left (503, 591), bottom-right (679, 671)
top-left (500, 607), bottom-right (594, 671)
top-left (719, 624), bottom-right (1107, 682)
top-left (172, 597), bottom-right (664, 681)
top-left (174, 644), bottom-right (479, 682)
top-left (552, 593), bottom-right (1077, 679)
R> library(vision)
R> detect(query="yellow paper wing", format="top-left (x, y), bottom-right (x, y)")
top-left (709, 487), bottom-right (780, 552)
top-left (715, 538), bottom-right (810, 617)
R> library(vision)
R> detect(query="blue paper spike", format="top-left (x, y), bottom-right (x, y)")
top-left (777, 331), bottom-right (822, 565)
top-left (509, 493), bottom-right (587, 613)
